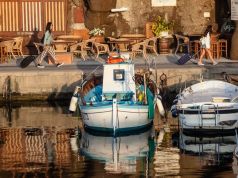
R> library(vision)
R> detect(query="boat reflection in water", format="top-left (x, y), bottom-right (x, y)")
top-left (79, 128), bottom-right (154, 174)
top-left (179, 132), bottom-right (236, 165)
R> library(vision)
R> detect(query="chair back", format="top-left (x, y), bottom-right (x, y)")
top-left (145, 37), bottom-right (157, 46)
top-left (13, 37), bottom-right (23, 49)
top-left (1, 40), bottom-right (15, 52)
top-left (84, 38), bottom-right (96, 50)
top-left (33, 42), bottom-right (44, 54)
top-left (93, 42), bottom-right (109, 58)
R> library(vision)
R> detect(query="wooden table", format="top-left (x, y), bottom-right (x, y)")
top-left (53, 40), bottom-right (77, 52)
top-left (56, 35), bottom-right (82, 43)
top-left (121, 34), bottom-right (146, 43)
top-left (107, 38), bottom-right (133, 52)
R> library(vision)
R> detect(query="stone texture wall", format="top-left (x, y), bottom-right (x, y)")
top-left (0, 70), bottom-right (83, 101)
top-left (78, 0), bottom-right (215, 36)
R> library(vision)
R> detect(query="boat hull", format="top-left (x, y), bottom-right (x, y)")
top-left (80, 104), bottom-right (153, 134)
top-left (173, 80), bottom-right (238, 133)
top-left (178, 107), bottom-right (238, 132)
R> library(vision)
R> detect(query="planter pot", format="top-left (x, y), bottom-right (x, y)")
top-left (159, 38), bottom-right (169, 54)
top-left (160, 31), bottom-right (169, 37)
top-left (91, 36), bottom-right (105, 43)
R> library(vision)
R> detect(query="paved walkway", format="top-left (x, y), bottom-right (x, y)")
top-left (1, 53), bottom-right (238, 73)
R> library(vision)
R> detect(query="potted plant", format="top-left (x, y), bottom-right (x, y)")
top-left (152, 15), bottom-right (174, 37)
top-left (89, 28), bottom-right (105, 43)
top-left (89, 28), bottom-right (105, 37)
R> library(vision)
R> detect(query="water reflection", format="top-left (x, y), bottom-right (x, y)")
top-left (0, 103), bottom-right (81, 178)
top-left (79, 129), bottom-right (154, 174)
top-left (154, 129), bottom-right (180, 177)
top-left (0, 103), bottom-right (237, 177)
top-left (0, 127), bottom-right (76, 177)
top-left (178, 132), bottom-right (236, 165)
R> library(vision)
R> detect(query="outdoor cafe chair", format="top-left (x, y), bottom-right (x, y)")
top-left (1, 40), bottom-right (16, 61)
top-left (144, 37), bottom-right (158, 56)
top-left (0, 42), bottom-right (7, 63)
top-left (174, 34), bottom-right (190, 56)
top-left (70, 39), bottom-right (96, 61)
top-left (34, 42), bottom-right (44, 55)
top-left (93, 42), bottom-right (109, 59)
top-left (12, 37), bottom-right (24, 57)
top-left (130, 41), bottom-right (147, 60)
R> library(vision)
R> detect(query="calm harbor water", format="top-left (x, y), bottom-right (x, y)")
top-left (0, 102), bottom-right (237, 178)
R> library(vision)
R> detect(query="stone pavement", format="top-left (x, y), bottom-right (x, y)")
top-left (1, 52), bottom-right (237, 70)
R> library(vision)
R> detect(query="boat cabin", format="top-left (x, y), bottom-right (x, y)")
top-left (102, 63), bottom-right (136, 102)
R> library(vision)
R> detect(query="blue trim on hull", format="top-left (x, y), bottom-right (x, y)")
top-left (84, 122), bottom-right (153, 136)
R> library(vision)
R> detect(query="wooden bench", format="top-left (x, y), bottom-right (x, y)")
top-left (48, 52), bottom-right (73, 64)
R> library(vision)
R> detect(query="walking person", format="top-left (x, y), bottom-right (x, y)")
top-left (36, 22), bottom-right (64, 68)
top-left (198, 25), bottom-right (218, 66)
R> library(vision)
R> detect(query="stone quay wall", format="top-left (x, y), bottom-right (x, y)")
top-left (0, 70), bottom-right (83, 101)
top-left (0, 67), bottom-right (214, 102)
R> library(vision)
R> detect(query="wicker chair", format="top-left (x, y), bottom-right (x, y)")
top-left (1, 40), bottom-right (16, 60)
top-left (174, 34), bottom-right (190, 56)
top-left (0, 42), bottom-right (7, 63)
top-left (130, 41), bottom-right (147, 60)
top-left (33, 42), bottom-right (44, 54)
top-left (93, 42), bottom-right (109, 59)
top-left (12, 37), bottom-right (24, 57)
top-left (70, 39), bottom-right (95, 60)
top-left (144, 37), bottom-right (158, 56)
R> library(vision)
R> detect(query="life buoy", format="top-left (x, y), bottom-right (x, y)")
top-left (107, 56), bottom-right (124, 64)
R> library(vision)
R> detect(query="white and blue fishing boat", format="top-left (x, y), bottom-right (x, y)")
top-left (70, 60), bottom-right (164, 135)
top-left (171, 80), bottom-right (238, 134)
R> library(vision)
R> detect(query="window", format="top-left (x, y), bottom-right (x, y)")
top-left (113, 69), bottom-right (125, 81)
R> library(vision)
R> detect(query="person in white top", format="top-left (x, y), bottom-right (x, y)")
top-left (198, 25), bottom-right (218, 66)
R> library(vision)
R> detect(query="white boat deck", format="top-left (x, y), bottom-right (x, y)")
top-left (179, 80), bottom-right (238, 104)
top-left (181, 90), bottom-right (234, 104)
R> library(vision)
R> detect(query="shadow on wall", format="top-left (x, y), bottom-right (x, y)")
top-left (26, 28), bottom-right (42, 55)
top-left (83, 0), bottom-right (130, 37)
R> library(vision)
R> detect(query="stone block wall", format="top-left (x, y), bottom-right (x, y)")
top-left (77, 0), bottom-right (215, 36)
top-left (0, 70), bottom-right (83, 101)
